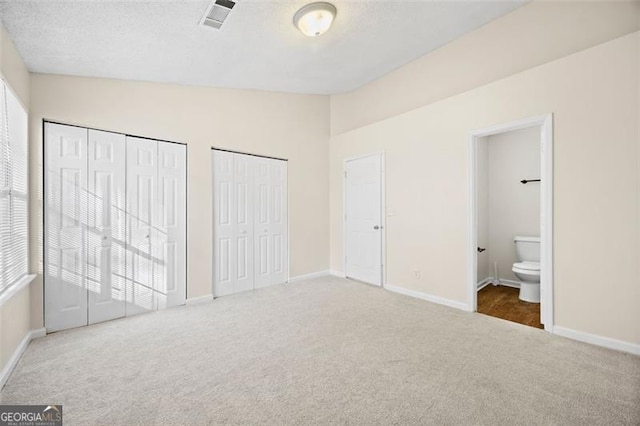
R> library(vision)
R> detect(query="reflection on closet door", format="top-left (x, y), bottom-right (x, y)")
top-left (254, 157), bottom-right (288, 289)
top-left (155, 142), bottom-right (187, 309)
top-left (87, 129), bottom-right (126, 324)
top-left (45, 123), bottom-right (88, 331)
top-left (126, 136), bottom-right (157, 315)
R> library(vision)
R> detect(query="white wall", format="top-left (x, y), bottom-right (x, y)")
top-left (0, 23), bottom-right (32, 376)
top-left (330, 0), bottom-right (640, 135)
top-left (329, 32), bottom-right (640, 346)
top-left (28, 74), bottom-right (330, 328)
top-left (486, 127), bottom-right (541, 283)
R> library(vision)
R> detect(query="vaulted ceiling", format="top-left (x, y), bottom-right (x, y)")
top-left (0, 1), bottom-right (526, 94)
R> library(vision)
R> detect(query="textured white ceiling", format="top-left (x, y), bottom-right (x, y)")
top-left (0, 1), bottom-right (526, 94)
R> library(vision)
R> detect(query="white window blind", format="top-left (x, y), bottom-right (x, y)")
top-left (0, 81), bottom-right (29, 294)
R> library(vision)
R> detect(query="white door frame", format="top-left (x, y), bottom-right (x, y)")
top-left (467, 114), bottom-right (554, 331)
top-left (343, 152), bottom-right (386, 287)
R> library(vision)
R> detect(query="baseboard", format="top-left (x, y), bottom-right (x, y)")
top-left (553, 326), bottom-right (640, 356)
top-left (329, 270), bottom-right (346, 278)
top-left (385, 284), bottom-right (469, 311)
top-left (498, 279), bottom-right (521, 289)
top-left (288, 270), bottom-right (330, 283)
top-left (0, 328), bottom-right (45, 390)
top-left (477, 277), bottom-right (493, 290)
top-left (186, 294), bottom-right (214, 305)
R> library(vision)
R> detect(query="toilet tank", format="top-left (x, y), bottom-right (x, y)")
top-left (514, 236), bottom-right (540, 262)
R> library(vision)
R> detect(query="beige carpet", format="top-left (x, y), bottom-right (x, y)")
top-left (2, 276), bottom-right (639, 425)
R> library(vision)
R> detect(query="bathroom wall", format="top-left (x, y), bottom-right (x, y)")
top-left (476, 137), bottom-right (491, 283)
top-left (486, 127), bottom-right (541, 283)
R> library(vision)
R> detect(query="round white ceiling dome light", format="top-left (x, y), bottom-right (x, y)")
top-left (293, 2), bottom-right (337, 37)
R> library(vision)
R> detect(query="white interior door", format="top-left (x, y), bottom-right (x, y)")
top-left (232, 152), bottom-right (255, 293)
top-left (212, 150), bottom-right (287, 296)
top-left (254, 157), bottom-right (288, 289)
top-left (345, 154), bottom-right (383, 286)
top-left (87, 129), bottom-right (126, 324)
top-left (45, 123), bottom-right (88, 331)
top-left (155, 141), bottom-right (187, 309)
top-left (126, 136), bottom-right (157, 314)
top-left (212, 150), bottom-right (234, 296)
top-left (212, 150), bottom-right (255, 296)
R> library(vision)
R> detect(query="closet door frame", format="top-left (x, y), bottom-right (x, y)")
top-left (42, 120), bottom-right (188, 331)
top-left (211, 147), bottom-right (289, 297)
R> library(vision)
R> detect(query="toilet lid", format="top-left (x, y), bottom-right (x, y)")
top-left (513, 261), bottom-right (540, 271)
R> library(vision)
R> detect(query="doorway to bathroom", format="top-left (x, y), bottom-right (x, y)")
top-left (467, 115), bottom-right (553, 331)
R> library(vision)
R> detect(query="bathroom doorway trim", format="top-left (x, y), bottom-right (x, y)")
top-left (467, 114), bottom-right (554, 332)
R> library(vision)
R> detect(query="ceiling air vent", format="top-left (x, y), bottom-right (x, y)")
top-left (201, 0), bottom-right (236, 30)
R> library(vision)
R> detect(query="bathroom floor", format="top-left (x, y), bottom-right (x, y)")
top-left (477, 285), bottom-right (543, 329)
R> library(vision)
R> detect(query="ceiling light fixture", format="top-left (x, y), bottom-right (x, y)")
top-left (293, 2), bottom-right (337, 37)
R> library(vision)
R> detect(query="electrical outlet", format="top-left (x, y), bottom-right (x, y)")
top-left (413, 270), bottom-right (421, 279)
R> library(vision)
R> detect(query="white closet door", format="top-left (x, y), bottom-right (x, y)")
top-left (126, 136), bottom-right (157, 314)
top-left (254, 157), bottom-right (288, 289)
top-left (212, 150), bottom-right (255, 296)
top-left (212, 150), bottom-right (234, 296)
top-left (232, 153), bottom-right (255, 293)
top-left (155, 142), bottom-right (187, 309)
top-left (45, 123), bottom-right (88, 331)
top-left (87, 129), bottom-right (126, 324)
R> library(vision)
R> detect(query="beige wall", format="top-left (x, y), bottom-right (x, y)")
top-left (0, 23), bottom-right (32, 376)
top-left (486, 127), bottom-right (541, 283)
top-left (28, 74), bottom-right (330, 328)
top-left (329, 32), bottom-right (640, 345)
top-left (330, 0), bottom-right (640, 135)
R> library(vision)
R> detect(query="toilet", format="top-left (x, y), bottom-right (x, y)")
top-left (512, 236), bottom-right (540, 303)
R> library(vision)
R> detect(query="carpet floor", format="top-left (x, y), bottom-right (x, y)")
top-left (2, 276), bottom-right (639, 425)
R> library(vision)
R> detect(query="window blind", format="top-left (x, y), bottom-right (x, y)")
top-left (0, 81), bottom-right (29, 294)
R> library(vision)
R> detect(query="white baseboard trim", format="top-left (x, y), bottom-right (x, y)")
top-left (329, 270), bottom-right (346, 278)
top-left (186, 294), bottom-right (214, 305)
top-left (385, 284), bottom-right (469, 312)
top-left (0, 328), bottom-right (46, 390)
top-left (288, 270), bottom-right (330, 283)
top-left (498, 279), bottom-right (521, 289)
top-left (553, 326), bottom-right (640, 356)
top-left (477, 277), bottom-right (493, 290)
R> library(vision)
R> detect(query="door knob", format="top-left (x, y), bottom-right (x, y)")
top-left (477, 247), bottom-right (486, 253)
top-left (373, 225), bottom-right (380, 230)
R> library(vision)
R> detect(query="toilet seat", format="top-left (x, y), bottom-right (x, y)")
top-left (512, 261), bottom-right (540, 272)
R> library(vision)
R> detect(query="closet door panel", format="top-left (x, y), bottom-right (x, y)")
top-left (87, 130), bottom-right (126, 324)
top-left (126, 136), bottom-right (157, 315)
top-left (270, 159), bottom-right (288, 285)
top-left (155, 142), bottom-right (186, 308)
top-left (253, 157), bottom-right (288, 289)
top-left (253, 158), bottom-right (271, 289)
top-left (233, 153), bottom-right (254, 293)
top-left (212, 150), bottom-right (235, 297)
top-left (45, 123), bottom-right (88, 331)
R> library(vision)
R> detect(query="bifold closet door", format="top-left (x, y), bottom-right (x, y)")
top-left (126, 136), bottom-right (186, 313)
top-left (212, 150), bottom-right (255, 297)
top-left (46, 124), bottom-right (187, 331)
top-left (45, 123), bottom-right (89, 331)
top-left (87, 129), bottom-right (126, 324)
top-left (155, 141), bottom-right (187, 309)
top-left (212, 150), bottom-right (287, 296)
top-left (253, 156), bottom-right (288, 289)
